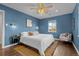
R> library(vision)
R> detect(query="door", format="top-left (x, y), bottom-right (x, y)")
top-left (0, 12), bottom-right (3, 45)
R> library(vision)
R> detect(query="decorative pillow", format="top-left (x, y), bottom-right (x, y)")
top-left (62, 33), bottom-right (69, 37)
top-left (65, 33), bottom-right (69, 36)
top-left (28, 32), bottom-right (33, 36)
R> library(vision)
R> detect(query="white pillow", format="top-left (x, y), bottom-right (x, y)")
top-left (21, 32), bottom-right (28, 36)
top-left (33, 31), bottom-right (39, 35)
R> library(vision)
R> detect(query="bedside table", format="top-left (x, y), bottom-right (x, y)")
top-left (13, 35), bottom-right (20, 43)
top-left (9, 34), bottom-right (21, 44)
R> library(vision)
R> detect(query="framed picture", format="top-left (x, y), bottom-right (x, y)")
top-left (27, 19), bottom-right (32, 28)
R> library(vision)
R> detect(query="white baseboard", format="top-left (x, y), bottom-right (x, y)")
top-left (72, 42), bottom-right (79, 55)
top-left (3, 43), bottom-right (18, 48)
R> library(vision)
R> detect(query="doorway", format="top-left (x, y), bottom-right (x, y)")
top-left (0, 10), bottom-right (5, 48)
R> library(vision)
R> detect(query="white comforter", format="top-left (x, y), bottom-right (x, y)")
top-left (20, 34), bottom-right (54, 55)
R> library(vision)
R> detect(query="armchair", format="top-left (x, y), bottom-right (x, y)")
top-left (59, 33), bottom-right (72, 42)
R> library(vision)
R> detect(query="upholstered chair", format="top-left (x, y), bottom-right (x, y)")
top-left (59, 33), bottom-right (72, 42)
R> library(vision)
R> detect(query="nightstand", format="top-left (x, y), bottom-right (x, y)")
top-left (13, 35), bottom-right (20, 43)
top-left (9, 34), bottom-right (21, 44)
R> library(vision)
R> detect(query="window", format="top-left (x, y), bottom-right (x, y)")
top-left (48, 20), bottom-right (56, 32)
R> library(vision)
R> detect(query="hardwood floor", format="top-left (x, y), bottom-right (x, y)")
top-left (0, 45), bottom-right (22, 56)
top-left (0, 40), bottom-right (78, 56)
top-left (53, 41), bottom-right (78, 56)
top-left (14, 44), bottom-right (40, 56)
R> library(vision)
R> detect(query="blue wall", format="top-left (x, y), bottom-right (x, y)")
top-left (39, 13), bottom-right (72, 38)
top-left (72, 3), bottom-right (79, 51)
top-left (0, 4), bottom-right (39, 46)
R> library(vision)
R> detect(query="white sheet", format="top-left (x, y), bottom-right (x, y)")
top-left (20, 34), bottom-right (54, 55)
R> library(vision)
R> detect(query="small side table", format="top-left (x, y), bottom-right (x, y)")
top-left (13, 35), bottom-right (20, 43)
top-left (9, 34), bottom-right (21, 44)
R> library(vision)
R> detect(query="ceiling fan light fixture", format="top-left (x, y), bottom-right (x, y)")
top-left (30, 3), bottom-right (53, 16)
top-left (37, 8), bottom-right (45, 15)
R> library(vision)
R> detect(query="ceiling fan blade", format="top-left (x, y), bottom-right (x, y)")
top-left (30, 7), bottom-right (37, 10)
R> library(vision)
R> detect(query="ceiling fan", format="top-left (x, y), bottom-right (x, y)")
top-left (30, 3), bottom-right (53, 15)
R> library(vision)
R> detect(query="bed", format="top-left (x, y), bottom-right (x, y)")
top-left (20, 32), bottom-right (54, 56)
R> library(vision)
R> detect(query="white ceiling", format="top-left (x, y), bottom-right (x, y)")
top-left (2, 3), bottom-right (76, 19)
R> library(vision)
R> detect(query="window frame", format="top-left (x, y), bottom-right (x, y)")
top-left (48, 20), bottom-right (57, 33)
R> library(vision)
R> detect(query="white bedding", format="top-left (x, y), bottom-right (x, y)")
top-left (20, 33), bottom-right (54, 55)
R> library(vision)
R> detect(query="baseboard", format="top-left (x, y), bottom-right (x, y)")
top-left (72, 42), bottom-right (79, 55)
top-left (3, 43), bottom-right (18, 48)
